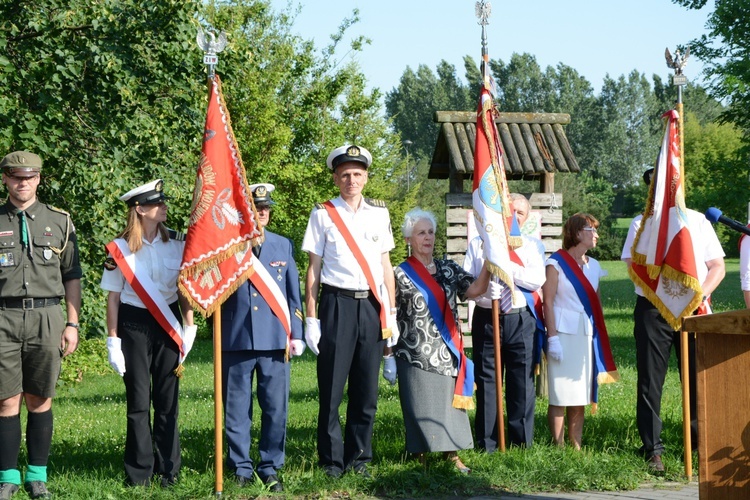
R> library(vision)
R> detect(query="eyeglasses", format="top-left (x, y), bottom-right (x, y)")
top-left (582, 227), bottom-right (598, 234)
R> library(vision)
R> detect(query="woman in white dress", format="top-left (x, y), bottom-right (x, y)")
top-left (542, 213), bottom-right (618, 450)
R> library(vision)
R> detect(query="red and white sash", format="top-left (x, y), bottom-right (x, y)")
top-left (247, 253), bottom-right (291, 348)
top-left (322, 201), bottom-right (391, 340)
top-left (105, 239), bottom-right (184, 355)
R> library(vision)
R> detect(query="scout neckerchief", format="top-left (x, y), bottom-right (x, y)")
top-left (322, 200), bottom-right (391, 340)
top-left (549, 250), bottom-right (619, 412)
top-left (105, 239), bottom-right (184, 359)
top-left (247, 251), bottom-right (292, 360)
top-left (399, 256), bottom-right (474, 410)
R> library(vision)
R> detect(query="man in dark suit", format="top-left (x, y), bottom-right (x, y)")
top-left (221, 183), bottom-right (305, 492)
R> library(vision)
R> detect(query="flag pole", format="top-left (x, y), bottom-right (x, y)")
top-left (477, 0), bottom-right (506, 452)
top-left (197, 27), bottom-right (228, 496)
top-left (666, 45), bottom-right (692, 481)
top-left (213, 312), bottom-right (224, 495)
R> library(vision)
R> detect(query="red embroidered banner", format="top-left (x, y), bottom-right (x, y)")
top-left (179, 75), bottom-right (262, 316)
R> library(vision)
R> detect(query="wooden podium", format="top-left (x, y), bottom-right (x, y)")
top-left (682, 309), bottom-right (750, 499)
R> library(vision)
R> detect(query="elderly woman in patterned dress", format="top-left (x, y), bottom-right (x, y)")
top-left (389, 208), bottom-right (496, 474)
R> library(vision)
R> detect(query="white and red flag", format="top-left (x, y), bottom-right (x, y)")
top-left (179, 75), bottom-right (262, 316)
top-left (629, 109), bottom-right (703, 330)
top-left (472, 85), bottom-right (521, 289)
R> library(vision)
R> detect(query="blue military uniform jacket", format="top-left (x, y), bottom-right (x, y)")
top-left (221, 230), bottom-right (303, 351)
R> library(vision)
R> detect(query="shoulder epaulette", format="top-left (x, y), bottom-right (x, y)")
top-left (46, 204), bottom-right (71, 216)
top-left (168, 229), bottom-right (186, 241)
top-left (365, 198), bottom-right (387, 208)
top-left (314, 202), bottom-right (326, 210)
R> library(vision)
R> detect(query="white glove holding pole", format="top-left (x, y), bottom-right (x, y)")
top-left (106, 337), bottom-right (126, 376)
top-left (488, 279), bottom-right (503, 300)
top-left (547, 335), bottom-right (563, 362)
top-left (305, 317), bottom-right (321, 356)
top-left (386, 312), bottom-right (400, 347)
top-left (180, 325), bottom-right (198, 364)
top-left (383, 354), bottom-right (397, 385)
top-left (290, 339), bottom-right (306, 357)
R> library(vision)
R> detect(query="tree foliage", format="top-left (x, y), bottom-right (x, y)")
top-left (0, 0), bottom-right (401, 334)
top-left (673, 0), bottom-right (750, 130)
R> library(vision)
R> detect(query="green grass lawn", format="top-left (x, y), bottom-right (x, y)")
top-left (35, 259), bottom-right (744, 498)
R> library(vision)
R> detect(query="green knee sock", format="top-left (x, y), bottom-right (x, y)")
top-left (0, 468), bottom-right (21, 485)
top-left (25, 465), bottom-right (47, 483)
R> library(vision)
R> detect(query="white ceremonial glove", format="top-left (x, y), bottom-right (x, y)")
top-left (305, 317), bottom-right (321, 356)
top-left (386, 313), bottom-right (400, 348)
top-left (547, 335), bottom-right (563, 362)
top-left (290, 339), bottom-right (306, 357)
top-left (383, 354), bottom-right (397, 385)
top-left (106, 337), bottom-right (126, 376)
top-left (488, 280), bottom-right (503, 300)
top-left (180, 325), bottom-right (198, 363)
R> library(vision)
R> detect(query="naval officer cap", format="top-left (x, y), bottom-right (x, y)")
top-left (0, 151), bottom-right (42, 177)
top-left (326, 144), bottom-right (372, 171)
top-left (120, 179), bottom-right (169, 207)
top-left (249, 183), bottom-right (275, 207)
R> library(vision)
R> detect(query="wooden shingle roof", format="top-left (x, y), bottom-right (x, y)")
top-left (429, 111), bottom-right (580, 180)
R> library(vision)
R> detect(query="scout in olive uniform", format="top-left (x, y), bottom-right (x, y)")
top-left (0, 151), bottom-right (82, 500)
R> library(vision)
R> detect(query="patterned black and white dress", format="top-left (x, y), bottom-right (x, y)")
top-left (393, 259), bottom-right (474, 453)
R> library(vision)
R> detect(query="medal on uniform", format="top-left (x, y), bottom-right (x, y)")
top-left (43, 249), bottom-right (53, 260)
top-left (0, 252), bottom-right (14, 267)
top-left (277, 269), bottom-right (283, 281)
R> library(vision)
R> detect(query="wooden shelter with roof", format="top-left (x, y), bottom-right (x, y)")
top-left (429, 110), bottom-right (581, 264)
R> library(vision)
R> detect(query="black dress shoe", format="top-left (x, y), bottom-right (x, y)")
top-left (235, 474), bottom-right (252, 487)
top-left (160, 475), bottom-right (177, 488)
top-left (352, 463), bottom-right (372, 479)
top-left (262, 474), bottom-right (283, 492)
top-left (323, 465), bottom-right (342, 479)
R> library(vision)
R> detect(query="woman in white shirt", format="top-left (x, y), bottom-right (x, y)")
top-left (542, 213), bottom-right (617, 450)
top-left (99, 180), bottom-right (195, 487)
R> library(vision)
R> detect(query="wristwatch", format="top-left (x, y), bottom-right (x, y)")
top-left (65, 322), bottom-right (80, 329)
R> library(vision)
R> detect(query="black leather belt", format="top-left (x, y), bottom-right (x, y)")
top-left (322, 284), bottom-right (371, 299)
top-left (0, 297), bottom-right (61, 310)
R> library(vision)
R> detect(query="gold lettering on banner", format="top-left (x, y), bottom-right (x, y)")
top-left (189, 154), bottom-right (217, 226)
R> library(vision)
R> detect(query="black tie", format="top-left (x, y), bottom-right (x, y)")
top-left (252, 245), bottom-right (261, 258)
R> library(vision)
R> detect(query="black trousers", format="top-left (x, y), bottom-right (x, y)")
top-left (471, 306), bottom-right (536, 451)
top-left (634, 295), bottom-right (697, 458)
top-left (119, 303), bottom-right (181, 485)
top-left (316, 288), bottom-right (383, 472)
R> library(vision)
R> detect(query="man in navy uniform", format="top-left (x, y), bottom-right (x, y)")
top-left (221, 183), bottom-right (305, 492)
top-left (302, 145), bottom-right (398, 479)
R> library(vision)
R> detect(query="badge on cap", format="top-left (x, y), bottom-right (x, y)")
top-left (346, 146), bottom-right (360, 157)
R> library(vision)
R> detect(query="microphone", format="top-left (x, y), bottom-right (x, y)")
top-left (705, 207), bottom-right (750, 237)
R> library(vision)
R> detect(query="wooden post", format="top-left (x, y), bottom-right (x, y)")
top-left (213, 312), bottom-right (224, 495)
top-left (491, 300), bottom-right (506, 452)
